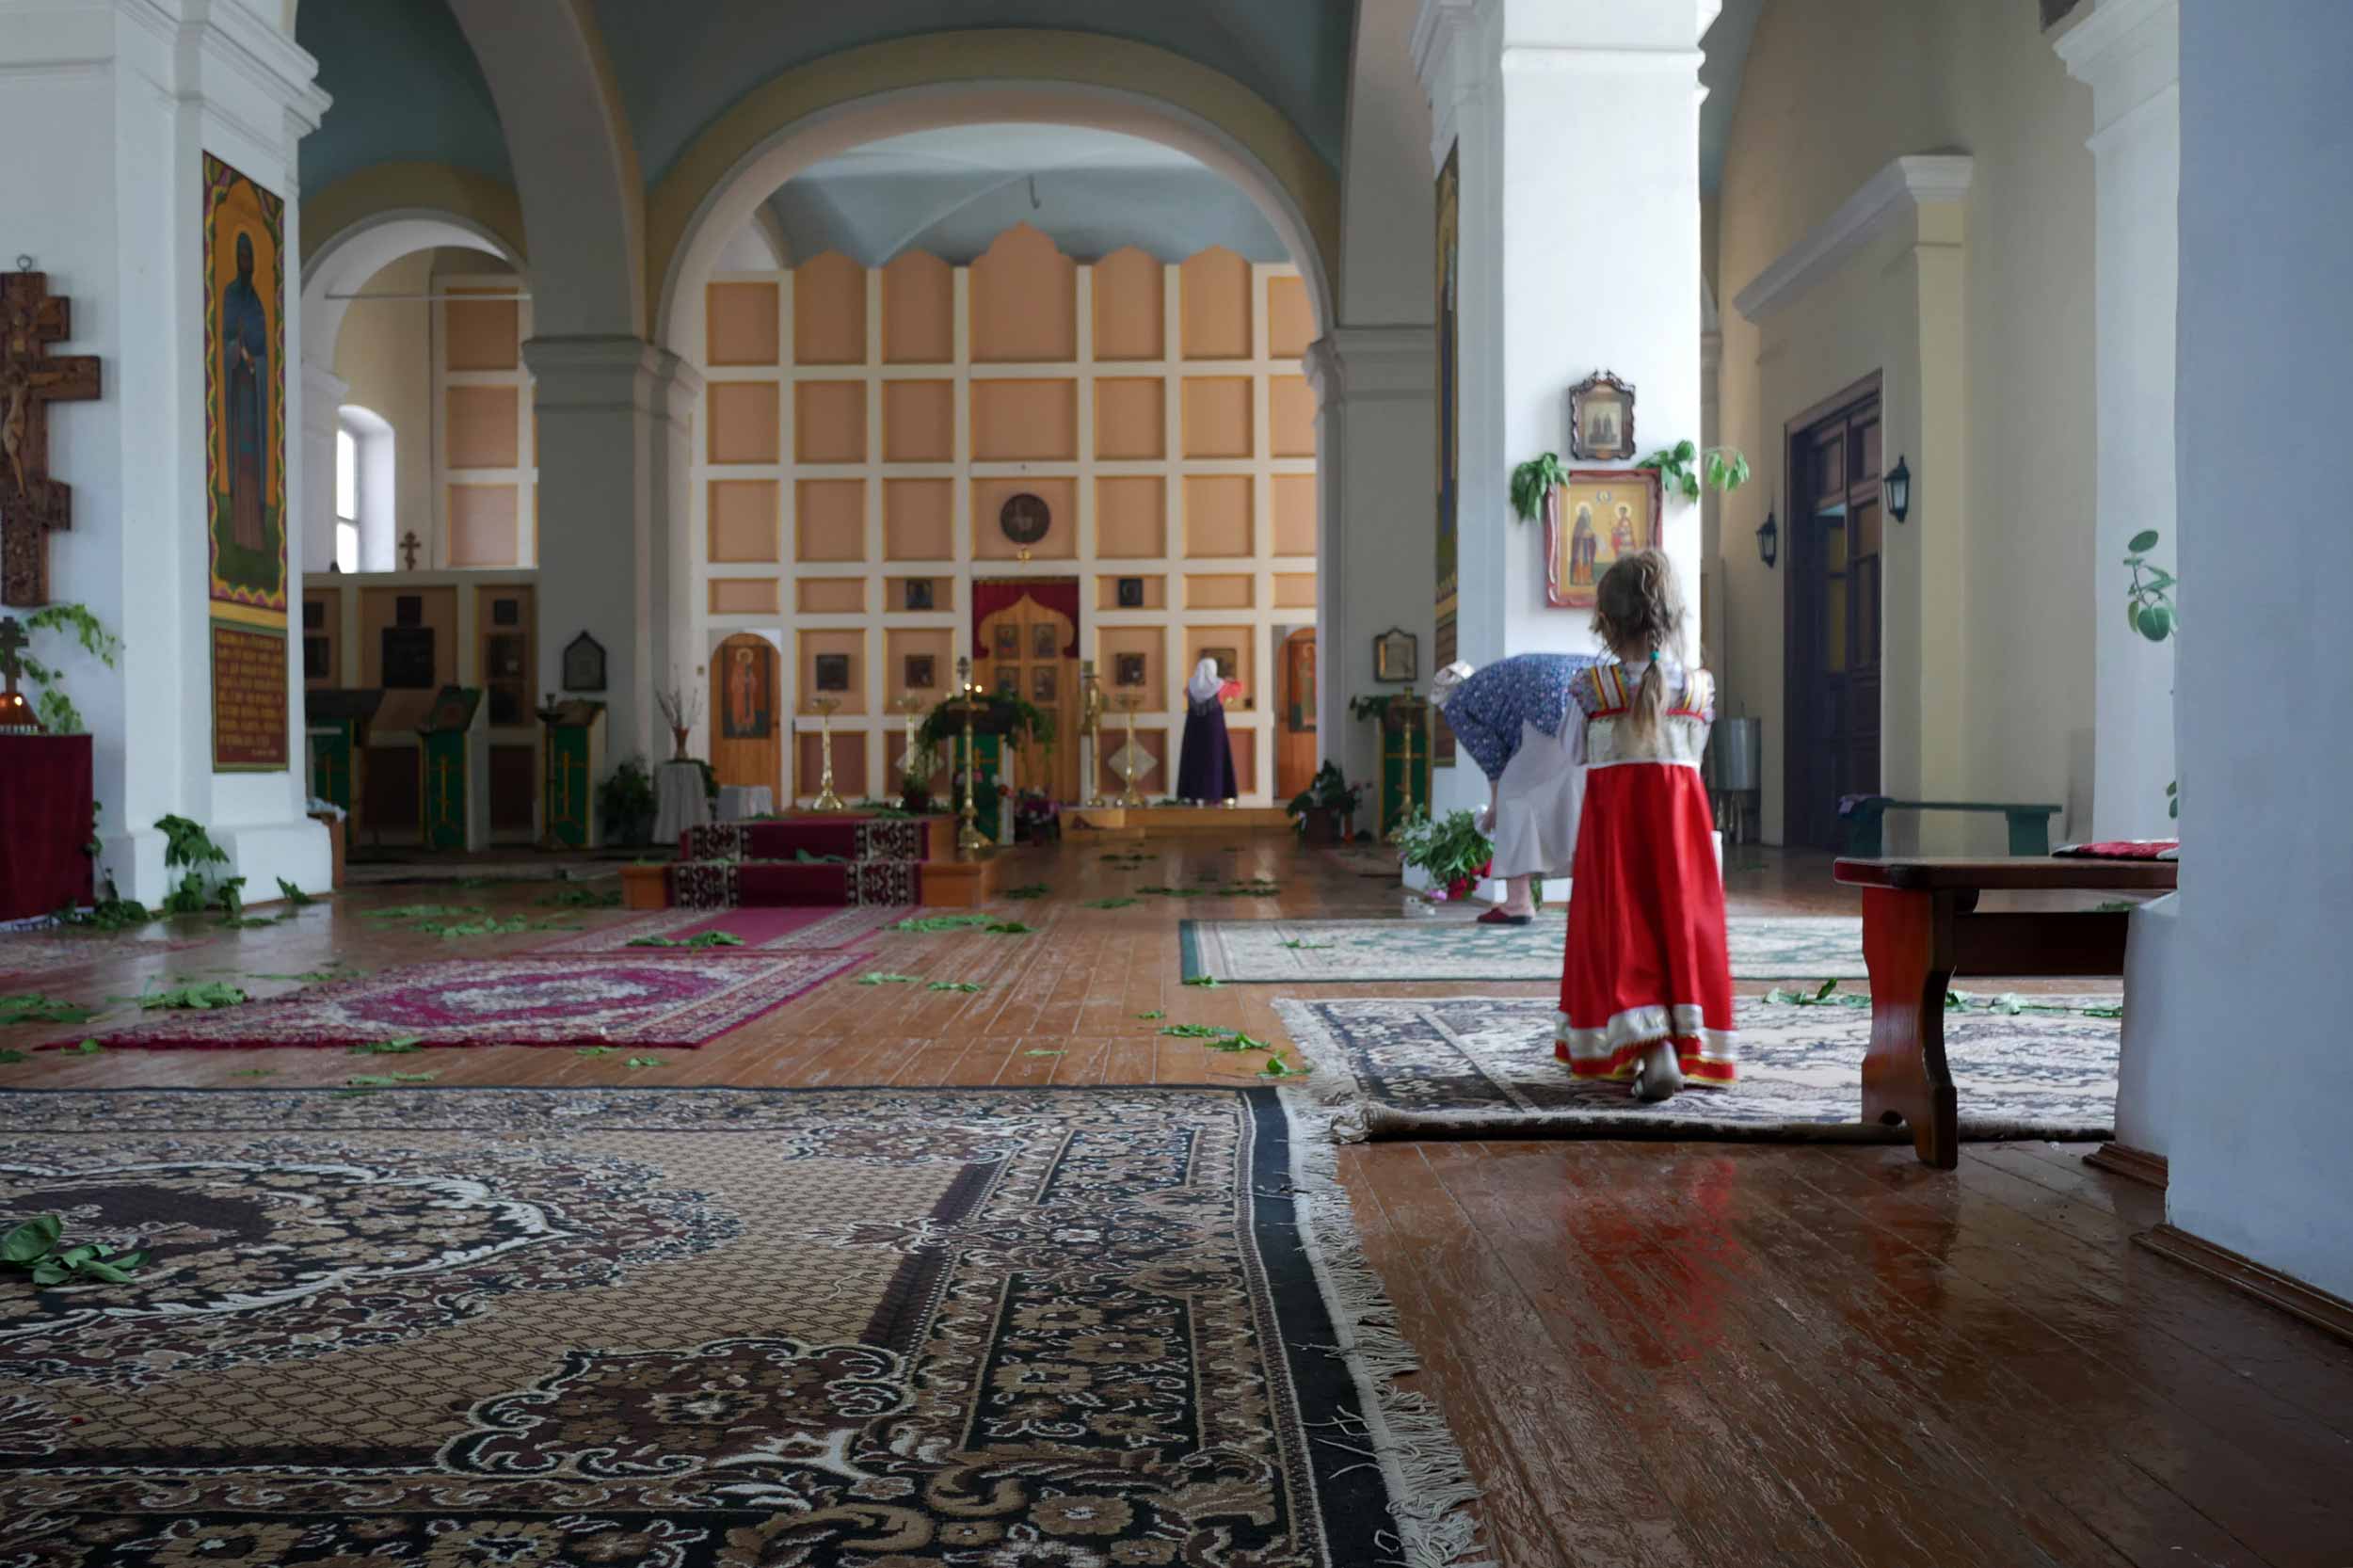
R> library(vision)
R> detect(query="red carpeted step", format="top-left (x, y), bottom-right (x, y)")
top-left (678, 817), bottom-right (925, 863)
top-left (669, 857), bottom-right (921, 909)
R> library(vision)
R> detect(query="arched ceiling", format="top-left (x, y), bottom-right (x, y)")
top-left (1701, 0), bottom-right (1766, 193)
top-left (296, 0), bottom-right (510, 198)
top-left (766, 124), bottom-right (1287, 267)
top-left (586, 0), bottom-right (1354, 182)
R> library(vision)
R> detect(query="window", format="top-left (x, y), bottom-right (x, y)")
top-left (334, 427), bottom-right (360, 572)
top-left (337, 405), bottom-right (394, 571)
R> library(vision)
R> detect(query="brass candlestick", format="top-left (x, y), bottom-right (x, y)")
top-left (893, 693), bottom-right (931, 797)
top-left (1109, 695), bottom-right (1153, 808)
top-left (953, 658), bottom-right (984, 856)
top-left (1385, 691), bottom-right (1430, 836)
top-left (809, 696), bottom-right (847, 813)
top-left (1078, 658), bottom-right (1107, 807)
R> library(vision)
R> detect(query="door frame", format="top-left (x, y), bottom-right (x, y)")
top-left (1781, 372), bottom-right (1882, 848)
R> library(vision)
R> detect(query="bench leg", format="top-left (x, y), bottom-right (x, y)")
top-left (2006, 810), bottom-right (2052, 857)
top-left (1858, 887), bottom-right (1961, 1169)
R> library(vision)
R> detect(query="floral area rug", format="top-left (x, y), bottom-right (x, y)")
top-left (534, 904), bottom-right (906, 954)
top-left (1274, 994), bottom-right (2120, 1143)
top-left (1183, 915), bottom-right (1868, 983)
top-left (0, 1086), bottom-right (1481, 1567)
top-left (66, 952), bottom-right (862, 1051)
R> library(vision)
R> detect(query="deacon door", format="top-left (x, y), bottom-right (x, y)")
top-left (710, 634), bottom-right (781, 803)
top-left (976, 589), bottom-right (1080, 802)
top-left (1274, 629), bottom-right (1318, 802)
top-left (1783, 377), bottom-right (1884, 850)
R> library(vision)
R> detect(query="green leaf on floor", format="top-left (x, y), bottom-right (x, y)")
top-left (228, 1067), bottom-right (277, 1078)
top-left (1259, 1056), bottom-right (1311, 1079)
top-left (0, 994), bottom-right (99, 1025)
top-left (626, 931), bottom-right (744, 948)
top-left (1278, 940), bottom-right (1331, 951)
top-left (1160, 1023), bottom-right (1239, 1039)
top-left (1022, 1048), bottom-right (1064, 1057)
top-left (1080, 898), bottom-right (1139, 909)
top-left (65, 1039), bottom-right (102, 1054)
top-left (423, 916), bottom-right (530, 939)
top-left (349, 1036), bottom-right (424, 1054)
top-left (985, 921), bottom-right (1034, 936)
top-left (538, 886), bottom-right (623, 909)
top-left (890, 914), bottom-right (1002, 934)
top-left (276, 878), bottom-right (315, 907)
top-left (362, 904), bottom-right (487, 922)
top-left (346, 1071), bottom-right (437, 1087)
top-left (928, 981), bottom-right (984, 993)
top-left (0, 1049), bottom-right (26, 1064)
top-left (856, 972), bottom-right (924, 985)
top-left (1135, 1011), bottom-right (1164, 1020)
top-left (576, 1046), bottom-right (616, 1056)
top-left (1004, 885), bottom-right (1051, 900)
top-left (1181, 974), bottom-right (1221, 988)
top-left (624, 1056), bottom-right (664, 1069)
top-left (136, 982), bottom-right (248, 1011)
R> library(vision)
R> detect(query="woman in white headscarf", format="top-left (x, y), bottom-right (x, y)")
top-left (1431, 652), bottom-right (1594, 923)
top-left (1176, 656), bottom-right (1239, 804)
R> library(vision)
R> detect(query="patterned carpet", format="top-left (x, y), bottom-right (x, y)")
top-left (1274, 994), bottom-right (2121, 1142)
top-left (1183, 915), bottom-right (1869, 983)
top-left (71, 952), bottom-right (862, 1051)
top-left (535, 904), bottom-right (907, 954)
top-left (0, 1087), bottom-right (1480, 1567)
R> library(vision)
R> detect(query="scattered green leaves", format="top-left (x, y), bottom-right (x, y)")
top-left (228, 1067), bottom-right (277, 1078)
top-left (1761, 980), bottom-right (2124, 1019)
top-left (626, 931), bottom-right (744, 949)
top-left (928, 981), bottom-right (984, 993)
top-left (890, 914), bottom-right (1001, 934)
top-left (63, 1039), bottom-right (102, 1055)
top-left (1258, 1055), bottom-right (1311, 1079)
top-left (0, 1049), bottom-right (26, 1064)
top-left (856, 972), bottom-right (925, 985)
top-left (1279, 940), bottom-right (1331, 952)
top-left (1004, 885), bottom-right (1052, 901)
top-left (55, 897), bottom-right (153, 933)
top-left (1135, 1011), bottom-right (1165, 1021)
top-left (1635, 440), bottom-right (1751, 505)
top-left (422, 915), bottom-right (530, 939)
top-left (1181, 974), bottom-right (1222, 988)
top-left (363, 904), bottom-right (488, 922)
top-left (538, 885), bottom-right (623, 909)
top-left (135, 982), bottom-right (248, 1011)
top-left (624, 1056), bottom-right (664, 1070)
top-left (576, 1046), bottom-right (616, 1057)
top-left (276, 878), bottom-right (315, 907)
top-left (1080, 898), bottom-right (1139, 909)
top-left (3, 1214), bottom-right (150, 1288)
top-left (1022, 1048), bottom-right (1065, 1057)
top-left (348, 1036), bottom-right (424, 1054)
top-left (0, 994), bottom-right (98, 1025)
top-left (1160, 1023), bottom-right (1240, 1039)
top-left (984, 920), bottom-right (1035, 936)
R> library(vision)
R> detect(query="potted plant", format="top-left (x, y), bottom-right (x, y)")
top-left (1509, 452), bottom-right (1575, 528)
top-left (1286, 761), bottom-right (1365, 846)
top-left (654, 682), bottom-right (703, 763)
top-left (1635, 440), bottom-right (1751, 504)
top-left (598, 758), bottom-right (657, 846)
top-left (1394, 807), bottom-right (1495, 903)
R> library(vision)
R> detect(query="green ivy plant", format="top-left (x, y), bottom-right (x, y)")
top-left (1636, 440), bottom-right (1751, 504)
top-left (155, 815), bottom-right (230, 917)
top-left (1508, 452), bottom-right (1576, 523)
top-left (2121, 527), bottom-right (2180, 820)
top-left (3, 1215), bottom-right (150, 1288)
top-left (15, 604), bottom-right (121, 736)
top-left (1285, 761), bottom-right (1365, 826)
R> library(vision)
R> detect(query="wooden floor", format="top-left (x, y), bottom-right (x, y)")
top-left (6, 839), bottom-right (2348, 1565)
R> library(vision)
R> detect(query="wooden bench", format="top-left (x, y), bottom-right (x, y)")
top-left (1839, 796), bottom-right (2063, 857)
top-left (1832, 856), bottom-right (2179, 1168)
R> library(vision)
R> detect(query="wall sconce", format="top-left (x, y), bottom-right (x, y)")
top-left (1755, 508), bottom-right (1779, 568)
top-left (1884, 456), bottom-right (1912, 522)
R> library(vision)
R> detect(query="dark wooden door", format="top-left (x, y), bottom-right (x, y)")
top-left (1784, 380), bottom-right (1884, 849)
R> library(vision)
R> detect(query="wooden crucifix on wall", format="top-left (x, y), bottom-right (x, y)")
top-left (0, 271), bottom-right (102, 608)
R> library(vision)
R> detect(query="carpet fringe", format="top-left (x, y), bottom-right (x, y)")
top-left (1271, 997), bottom-right (1374, 1144)
top-left (1280, 1087), bottom-right (1491, 1568)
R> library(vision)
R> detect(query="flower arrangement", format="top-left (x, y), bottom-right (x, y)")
top-left (1393, 808), bottom-right (1494, 901)
top-left (1285, 761), bottom-right (1364, 844)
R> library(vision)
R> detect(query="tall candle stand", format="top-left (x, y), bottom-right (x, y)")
top-left (809, 696), bottom-right (847, 813)
top-left (892, 693), bottom-right (931, 801)
top-left (951, 657), bottom-right (985, 856)
top-left (1078, 659), bottom-right (1107, 807)
top-left (1385, 690), bottom-right (1430, 835)
top-left (1110, 695), bottom-right (1153, 808)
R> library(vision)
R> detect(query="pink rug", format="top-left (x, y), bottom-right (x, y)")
top-left (534, 904), bottom-right (906, 953)
top-left (69, 951), bottom-right (862, 1051)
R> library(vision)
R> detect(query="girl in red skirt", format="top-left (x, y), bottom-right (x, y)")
top-left (1556, 551), bottom-right (1737, 1100)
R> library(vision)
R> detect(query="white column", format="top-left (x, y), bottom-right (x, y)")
top-left (1417, 0), bottom-right (1713, 812)
top-left (524, 335), bottom-right (663, 767)
top-left (0, 0), bottom-right (331, 901)
top-left (1306, 327), bottom-right (1439, 792)
top-left (2057, 0), bottom-right (2180, 840)
top-left (300, 360), bottom-right (347, 572)
top-left (648, 349), bottom-right (704, 757)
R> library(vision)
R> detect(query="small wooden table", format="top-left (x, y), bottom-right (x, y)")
top-left (1833, 856), bottom-right (2178, 1168)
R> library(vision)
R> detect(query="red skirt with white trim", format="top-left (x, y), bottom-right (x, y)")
top-left (1556, 762), bottom-right (1737, 1085)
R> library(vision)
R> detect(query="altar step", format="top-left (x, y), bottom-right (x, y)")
top-left (1066, 806), bottom-right (1295, 835)
top-left (616, 812), bottom-right (1009, 911)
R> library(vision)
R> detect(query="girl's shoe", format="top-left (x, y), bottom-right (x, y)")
top-left (1477, 907), bottom-right (1533, 926)
top-left (1632, 1042), bottom-right (1684, 1102)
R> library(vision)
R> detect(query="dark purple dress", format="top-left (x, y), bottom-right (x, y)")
top-left (1176, 696), bottom-right (1238, 802)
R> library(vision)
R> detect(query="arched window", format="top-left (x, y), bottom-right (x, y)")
top-left (336, 405), bottom-right (395, 570)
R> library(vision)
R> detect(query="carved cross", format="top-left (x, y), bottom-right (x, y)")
top-left (0, 616), bottom-right (24, 688)
top-left (399, 531), bottom-right (422, 571)
top-left (0, 273), bottom-right (102, 608)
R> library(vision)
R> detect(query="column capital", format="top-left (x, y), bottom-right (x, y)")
top-left (2053, 0), bottom-right (2179, 147)
top-left (1304, 327), bottom-right (1437, 409)
top-left (523, 335), bottom-right (661, 411)
top-left (129, 0), bottom-right (333, 139)
top-left (648, 346), bottom-right (704, 427)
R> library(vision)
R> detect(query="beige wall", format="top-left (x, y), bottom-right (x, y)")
top-left (1714, 0), bottom-right (2097, 848)
top-left (332, 251), bottom-right (434, 553)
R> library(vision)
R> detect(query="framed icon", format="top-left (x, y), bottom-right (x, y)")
top-left (997, 667), bottom-right (1019, 696)
top-left (1203, 646), bottom-right (1238, 680)
top-left (1372, 628), bottom-right (1417, 684)
top-left (1115, 652), bottom-right (1147, 687)
top-left (998, 492), bottom-right (1050, 548)
top-left (993, 623), bottom-right (1018, 659)
top-left (904, 654), bottom-right (936, 690)
top-left (1568, 370), bottom-right (1637, 462)
top-left (1032, 667), bottom-right (1058, 703)
top-left (904, 578), bottom-right (935, 612)
top-left (1032, 623), bottom-right (1060, 659)
top-left (813, 652), bottom-right (852, 693)
top-left (562, 632), bottom-right (607, 693)
top-left (1546, 467), bottom-right (1663, 610)
top-left (1116, 577), bottom-right (1144, 608)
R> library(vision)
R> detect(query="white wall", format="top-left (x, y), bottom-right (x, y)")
top-left (331, 251), bottom-right (434, 563)
top-left (2162, 0), bottom-right (2353, 1299)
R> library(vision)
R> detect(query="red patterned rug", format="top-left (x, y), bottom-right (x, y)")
top-left (534, 904), bottom-right (906, 953)
top-left (66, 952), bottom-right (861, 1051)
